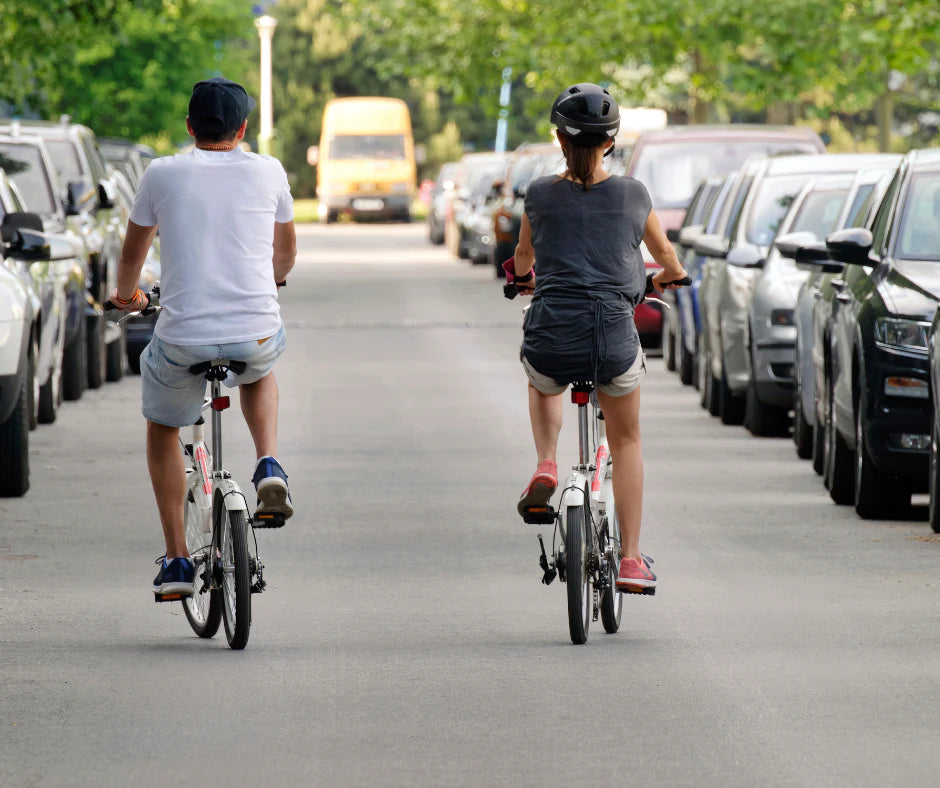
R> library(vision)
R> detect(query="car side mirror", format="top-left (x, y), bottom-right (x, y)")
top-left (774, 230), bottom-right (819, 260)
top-left (793, 241), bottom-right (843, 273)
top-left (97, 181), bottom-right (115, 210)
top-left (693, 234), bottom-right (728, 259)
top-left (725, 245), bottom-right (765, 268)
top-left (666, 228), bottom-right (680, 243)
top-left (677, 224), bottom-right (703, 248)
top-left (1, 211), bottom-right (44, 244)
top-left (826, 227), bottom-right (873, 265)
top-left (3, 226), bottom-right (51, 261)
top-left (66, 179), bottom-right (95, 215)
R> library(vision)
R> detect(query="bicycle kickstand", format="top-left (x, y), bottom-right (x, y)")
top-left (537, 533), bottom-right (557, 585)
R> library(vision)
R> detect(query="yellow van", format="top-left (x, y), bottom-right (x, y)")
top-left (311, 97), bottom-right (417, 223)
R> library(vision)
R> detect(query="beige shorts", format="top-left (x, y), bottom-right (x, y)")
top-left (522, 351), bottom-right (646, 397)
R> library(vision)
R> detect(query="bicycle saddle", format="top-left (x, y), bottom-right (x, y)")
top-left (188, 360), bottom-right (248, 378)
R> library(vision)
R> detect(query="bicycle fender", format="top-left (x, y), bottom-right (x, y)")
top-left (214, 478), bottom-right (249, 512)
top-left (559, 471), bottom-right (587, 508)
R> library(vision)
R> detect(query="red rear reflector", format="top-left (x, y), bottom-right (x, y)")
top-left (211, 396), bottom-right (231, 411)
top-left (572, 391), bottom-right (590, 405)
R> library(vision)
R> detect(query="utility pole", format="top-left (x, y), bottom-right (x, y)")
top-left (495, 67), bottom-right (512, 153)
top-left (254, 14), bottom-right (278, 156)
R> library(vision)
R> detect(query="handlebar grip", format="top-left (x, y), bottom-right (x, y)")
top-left (503, 283), bottom-right (519, 300)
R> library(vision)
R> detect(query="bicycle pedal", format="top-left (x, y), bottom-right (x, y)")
top-left (618, 585), bottom-right (656, 596)
top-left (521, 505), bottom-right (556, 525)
top-left (153, 592), bottom-right (186, 603)
top-left (252, 512), bottom-right (286, 528)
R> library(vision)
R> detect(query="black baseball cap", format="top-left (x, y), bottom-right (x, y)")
top-left (188, 76), bottom-right (256, 137)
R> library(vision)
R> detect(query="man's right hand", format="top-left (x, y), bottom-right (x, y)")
top-left (107, 288), bottom-right (150, 312)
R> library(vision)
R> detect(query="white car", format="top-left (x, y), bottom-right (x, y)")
top-left (0, 261), bottom-right (32, 496)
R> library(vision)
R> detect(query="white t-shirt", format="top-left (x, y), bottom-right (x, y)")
top-left (129, 147), bottom-right (294, 345)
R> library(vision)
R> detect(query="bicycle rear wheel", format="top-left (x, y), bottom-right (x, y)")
top-left (181, 486), bottom-right (221, 638)
top-left (220, 507), bottom-right (252, 650)
top-left (600, 513), bottom-right (623, 634)
top-left (565, 500), bottom-right (591, 645)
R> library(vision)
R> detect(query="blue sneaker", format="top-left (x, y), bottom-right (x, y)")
top-left (252, 456), bottom-right (294, 520)
top-left (153, 556), bottom-right (195, 597)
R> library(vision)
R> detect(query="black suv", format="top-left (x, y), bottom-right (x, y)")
top-left (820, 149), bottom-right (940, 519)
top-left (0, 118), bottom-right (127, 387)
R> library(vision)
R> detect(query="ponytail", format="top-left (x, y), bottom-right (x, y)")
top-left (557, 131), bottom-right (607, 189)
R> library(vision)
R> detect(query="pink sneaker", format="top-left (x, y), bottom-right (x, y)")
top-left (616, 555), bottom-right (657, 593)
top-left (517, 460), bottom-right (558, 516)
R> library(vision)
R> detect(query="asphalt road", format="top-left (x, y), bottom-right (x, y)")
top-left (2, 224), bottom-right (938, 787)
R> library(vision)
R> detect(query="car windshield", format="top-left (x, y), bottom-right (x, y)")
top-left (510, 156), bottom-right (541, 192)
top-left (790, 188), bottom-right (850, 239)
top-left (632, 139), bottom-right (819, 210)
top-left (44, 139), bottom-right (84, 183)
top-left (746, 174), bottom-right (810, 246)
top-left (0, 144), bottom-right (56, 217)
top-left (895, 172), bottom-right (940, 261)
top-left (465, 163), bottom-right (502, 197)
top-left (328, 134), bottom-right (405, 160)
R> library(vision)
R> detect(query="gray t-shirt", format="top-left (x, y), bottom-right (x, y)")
top-left (521, 174), bottom-right (652, 384)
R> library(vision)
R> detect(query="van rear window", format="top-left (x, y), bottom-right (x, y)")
top-left (328, 135), bottom-right (405, 160)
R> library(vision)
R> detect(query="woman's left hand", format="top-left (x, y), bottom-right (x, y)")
top-left (651, 267), bottom-right (689, 294)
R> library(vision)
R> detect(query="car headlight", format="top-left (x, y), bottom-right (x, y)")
top-left (874, 318), bottom-right (930, 352)
top-left (769, 309), bottom-right (794, 327)
top-left (391, 182), bottom-right (411, 194)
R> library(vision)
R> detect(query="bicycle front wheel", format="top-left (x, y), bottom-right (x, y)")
top-left (565, 501), bottom-right (591, 645)
top-left (182, 488), bottom-right (221, 638)
top-left (220, 507), bottom-right (252, 650)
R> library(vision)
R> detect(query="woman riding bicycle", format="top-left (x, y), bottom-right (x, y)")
top-left (513, 83), bottom-right (687, 593)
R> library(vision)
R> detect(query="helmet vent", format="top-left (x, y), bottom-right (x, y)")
top-left (602, 101), bottom-right (610, 115)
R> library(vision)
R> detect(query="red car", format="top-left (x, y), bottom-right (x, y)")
top-left (625, 125), bottom-right (826, 348)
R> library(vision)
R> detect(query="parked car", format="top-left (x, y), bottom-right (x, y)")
top-left (98, 137), bottom-right (146, 189)
top-left (627, 126), bottom-right (826, 352)
top-left (695, 153), bottom-right (886, 425)
top-left (0, 174), bottom-right (69, 427)
top-left (0, 210), bottom-right (78, 495)
top-left (444, 152), bottom-right (505, 260)
top-left (743, 154), bottom-right (902, 437)
top-left (813, 149), bottom-right (940, 518)
top-left (492, 142), bottom-right (563, 275)
top-left (0, 133), bottom-right (91, 404)
top-left (661, 176), bottom-right (723, 378)
top-left (0, 118), bottom-right (128, 388)
top-left (427, 162), bottom-right (458, 245)
top-left (788, 164), bottom-right (900, 467)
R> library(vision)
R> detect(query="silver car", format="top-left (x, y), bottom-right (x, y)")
top-left (696, 153), bottom-right (898, 426)
top-left (746, 156), bottom-right (901, 436)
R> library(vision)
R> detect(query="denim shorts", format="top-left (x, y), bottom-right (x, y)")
top-left (141, 325), bottom-right (287, 428)
top-left (522, 351), bottom-right (646, 397)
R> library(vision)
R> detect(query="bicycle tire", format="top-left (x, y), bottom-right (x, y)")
top-left (181, 488), bottom-right (221, 638)
top-left (600, 514), bottom-right (623, 634)
top-left (220, 506), bottom-right (252, 650)
top-left (565, 501), bottom-right (590, 645)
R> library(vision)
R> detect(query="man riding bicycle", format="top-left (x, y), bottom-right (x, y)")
top-left (109, 77), bottom-right (297, 598)
top-left (513, 83), bottom-right (687, 593)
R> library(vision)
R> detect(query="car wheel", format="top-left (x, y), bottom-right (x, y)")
top-left (679, 334), bottom-right (694, 386)
top-left (824, 370), bottom-right (854, 505)
top-left (62, 311), bottom-right (87, 401)
top-left (719, 363), bottom-right (745, 425)
top-left (744, 347), bottom-right (789, 437)
top-left (0, 362), bottom-right (30, 496)
top-left (663, 312), bottom-right (676, 372)
top-left (324, 209), bottom-right (338, 225)
top-left (854, 377), bottom-right (909, 519)
top-left (929, 417), bottom-right (940, 533)
top-left (27, 332), bottom-right (38, 431)
top-left (38, 336), bottom-right (63, 425)
top-left (105, 322), bottom-right (127, 382)
top-left (86, 313), bottom-right (106, 390)
top-left (793, 348), bottom-right (813, 458)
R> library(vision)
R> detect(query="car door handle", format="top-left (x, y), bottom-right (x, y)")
top-left (831, 278), bottom-right (845, 290)
top-left (835, 292), bottom-right (852, 302)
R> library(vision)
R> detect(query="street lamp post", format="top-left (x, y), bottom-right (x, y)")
top-left (494, 66), bottom-right (512, 153)
top-left (254, 14), bottom-right (278, 156)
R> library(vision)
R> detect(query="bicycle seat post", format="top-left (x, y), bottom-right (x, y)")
top-left (210, 374), bottom-right (224, 474)
top-left (571, 384), bottom-right (593, 469)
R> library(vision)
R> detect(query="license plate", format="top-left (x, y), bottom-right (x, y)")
top-left (352, 199), bottom-right (384, 211)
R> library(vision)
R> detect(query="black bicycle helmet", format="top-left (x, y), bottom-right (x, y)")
top-left (550, 83), bottom-right (620, 141)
